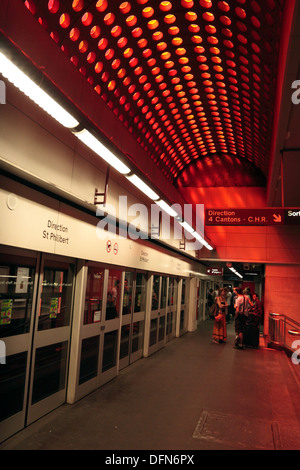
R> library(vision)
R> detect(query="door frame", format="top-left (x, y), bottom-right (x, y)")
top-left (177, 278), bottom-right (189, 337)
top-left (67, 262), bottom-right (122, 403)
top-left (0, 245), bottom-right (40, 442)
top-left (166, 277), bottom-right (178, 342)
top-left (147, 274), bottom-right (168, 356)
top-left (26, 253), bottom-right (76, 426)
top-left (119, 270), bottom-right (147, 370)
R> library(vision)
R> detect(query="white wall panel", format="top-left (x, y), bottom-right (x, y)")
top-left (0, 98), bottom-right (198, 257)
top-left (0, 175), bottom-right (202, 277)
top-left (0, 102), bottom-right (75, 191)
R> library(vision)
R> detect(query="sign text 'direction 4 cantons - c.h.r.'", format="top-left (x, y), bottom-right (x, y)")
top-left (205, 209), bottom-right (300, 226)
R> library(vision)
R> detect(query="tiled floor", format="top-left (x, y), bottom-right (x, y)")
top-left (1, 320), bottom-right (300, 451)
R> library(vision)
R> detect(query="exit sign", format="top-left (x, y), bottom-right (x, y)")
top-left (206, 267), bottom-right (224, 276)
top-left (205, 208), bottom-right (300, 226)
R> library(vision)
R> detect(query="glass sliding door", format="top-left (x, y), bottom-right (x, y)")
top-left (166, 277), bottom-right (178, 342)
top-left (102, 329), bottom-right (118, 372)
top-left (179, 278), bottom-right (188, 336)
top-left (76, 263), bottom-right (105, 400)
top-left (119, 271), bottom-right (146, 370)
top-left (0, 248), bottom-right (76, 441)
top-left (119, 271), bottom-right (134, 369)
top-left (79, 335), bottom-right (100, 385)
top-left (131, 272), bottom-right (146, 361)
top-left (148, 275), bottom-right (167, 355)
top-left (83, 266), bottom-right (104, 325)
top-left (198, 280), bottom-right (207, 323)
top-left (0, 351), bottom-right (28, 423)
top-left (0, 254), bottom-right (36, 338)
top-left (77, 265), bottom-right (122, 397)
top-left (158, 276), bottom-right (167, 344)
top-left (26, 255), bottom-right (75, 426)
top-left (0, 247), bottom-right (38, 442)
top-left (105, 269), bottom-right (122, 321)
top-left (148, 275), bottom-right (160, 354)
top-left (31, 341), bottom-right (68, 404)
top-left (99, 268), bottom-right (121, 384)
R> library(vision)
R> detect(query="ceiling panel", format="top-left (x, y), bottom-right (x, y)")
top-left (22, 0), bottom-right (285, 186)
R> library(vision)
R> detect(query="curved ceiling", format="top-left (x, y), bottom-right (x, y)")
top-left (177, 153), bottom-right (266, 187)
top-left (23, 0), bottom-right (284, 186)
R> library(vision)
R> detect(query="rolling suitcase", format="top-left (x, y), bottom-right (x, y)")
top-left (243, 315), bottom-right (260, 348)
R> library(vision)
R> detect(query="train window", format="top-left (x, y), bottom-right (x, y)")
top-left (134, 272), bottom-right (147, 312)
top-left (181, 279), bottom-right (186, 304)
top-left (102, 330), bottom-right (118, 372)
top-left (0, 351), bottom-right (27, 421)
top-left (0, 253), bottom-right (36, 338)
top-left (168, 277), bottom-right (178, 306)
top-left (38, 260), bottom-right (74, 331)
top-left (160, 277), bottom-right (167, 309)
top-left (84, 266), bottom-right (104, 324)
top-left (31, 341), bottom-right (68, 404)
top-left (123, 272), bottom-right (134, 315)
top-left (106, 269), bottom-right (122, 320)
top-left (79, 335), bottom-right (100, 385)
top-left (131, 320), bottom-right (145, 354)
top-left (152, 275), bottom-right (160, 310)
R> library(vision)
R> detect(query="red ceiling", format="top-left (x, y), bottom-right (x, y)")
top-left (23, 0), bottom-right (284, 187)
top-left (177, 152), bottom-right (266, 187)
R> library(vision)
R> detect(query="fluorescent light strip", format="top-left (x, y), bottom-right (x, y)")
top-left (74, 129), bottom-right (131, 175)
top-left (126, 174), bottom-right (159, 200)
top-left (155, 200), bottom-right (180, 218)
top-left (193, 231), bottom-right (214, 250)
top-left (179, 221), bottom-right (195, 235)
top-left (202, 240), bottom-right (213, 250)
top-left (0, 53), bottom-right (214, 252)
top-left (0, 52), bottom-right (79, 128)
top-left (229, 267), bottom-right (243, 278)
top-left (154, 201), bottom-right (214, 250)
top-left (180, 222), bottom-right (214, 250)
top-left (149, 198), bottom-right (215, 250)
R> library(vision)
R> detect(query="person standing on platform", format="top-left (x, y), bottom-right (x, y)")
top-left (243, 293), bottom-right (262, 348)
top-left (212, 288), bottom-right (228, 344)
top-left (207, 288), bottom-right (215, 317)
top-left (234, 287), bottom-right (252, 349)
top-left (251, 293), bottom-right (262, 321)
top-left (213, 285), bottom-right (219, 300)
top-left (226, 287), bottom-right (232, 323)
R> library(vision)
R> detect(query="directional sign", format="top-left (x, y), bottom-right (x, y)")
top-left (205, 208), bottom-right (300, 226)
top-left (206, 267), bottom-right (223, 276)
top-left (286, 209), bottom-right (300, 225)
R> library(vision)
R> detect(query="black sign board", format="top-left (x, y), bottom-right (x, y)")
top-left (205, 208), bottom-right (300, 226)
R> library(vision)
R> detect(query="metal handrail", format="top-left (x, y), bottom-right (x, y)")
top-left (288, 330), bottom-right (300, 336)
top-left (269, 312), bottom-right (300, 353)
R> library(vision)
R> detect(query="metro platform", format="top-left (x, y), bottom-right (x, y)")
top-left (1, 320), bottom-right (300, 452)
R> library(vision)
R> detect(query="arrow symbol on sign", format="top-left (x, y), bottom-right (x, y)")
top-left (273, 214), bottom-right (282, 223)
